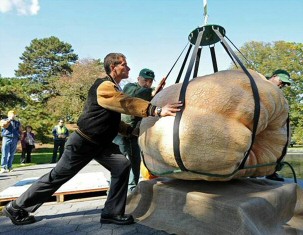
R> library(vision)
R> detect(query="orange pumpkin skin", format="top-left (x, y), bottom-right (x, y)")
top-left (139, 70), bottom-right (289, 181)
top-left (141, 162), bottom-right (158, 180)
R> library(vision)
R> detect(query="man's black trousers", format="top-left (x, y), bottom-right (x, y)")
top-left (16, 132), bottom-right (131, 216)
top-left (52, 139), bottom-right (66, 163)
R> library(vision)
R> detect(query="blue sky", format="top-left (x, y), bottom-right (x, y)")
top-left (0, 0), bottom-right (302, 86)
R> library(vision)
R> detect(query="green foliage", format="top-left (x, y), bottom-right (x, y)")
top-left (232, 41), bottom-right (303, 143)
top-left (13, 147), bottom-right (53, 168)
top-left (15, 36), bottom-right (78, 82)
top-left (1, 58), bottom-right (104, 142)
top-left (46, 59), bottom-right (105, 122)
top-left (0, 78), bottom-right (25, 111)
top-left (0, 77), bottom-right (55, 143)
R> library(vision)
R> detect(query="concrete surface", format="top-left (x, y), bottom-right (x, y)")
top-left (0, 161), bottom-right (172, 235)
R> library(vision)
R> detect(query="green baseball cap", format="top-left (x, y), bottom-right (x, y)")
top-left (272, 69), bottom-right (292, 85)
top-left (139, 68), bottom-right (155, 80)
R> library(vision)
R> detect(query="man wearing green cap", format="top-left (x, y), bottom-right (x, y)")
top-left (266, 69), bottom-right (292, 181)
top-left (113, 68), bottom-right (165, 191)
top-left (267, 69), bottom-right (292, 89)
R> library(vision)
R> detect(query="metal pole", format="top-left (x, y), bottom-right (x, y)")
top-left (203, 0), bottom-right (208, 25)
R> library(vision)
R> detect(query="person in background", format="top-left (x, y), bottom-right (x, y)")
top-left (0, 110), bottom-right (22, 173)
top-left (267, 69), bottom-right (292, 89)
top-left (266, 69), bottom-right (292, 181)
top-left (3, 52), bottom-right (182, 226)
top-left (51, 119), bottom-right (69, 163)
top-left (20, 126), bottom-right (35, 164)
top-left (113, 68), bottom-right (165, 191)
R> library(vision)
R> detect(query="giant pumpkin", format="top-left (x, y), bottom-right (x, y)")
top-left (139, 69), bottom-right (289, 181)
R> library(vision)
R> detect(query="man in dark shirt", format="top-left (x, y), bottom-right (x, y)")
top-left (114, 68), bottom-right (164, 191)
top-left (266, 69), bottom-right (292, 181)
top-left (266, 69), bottom-right (291, 89)
top-left (3, 53), bottom-right (182, 226)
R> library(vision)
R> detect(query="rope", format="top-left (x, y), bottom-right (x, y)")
top-left (225, 35), bottom-right (257, 71)
top-left (148, 162), bottom-right (278, 178)
top-left (153, 42), bottom-right (189, 96)
top-left (281, 162), bottom-right (297, 183)
top-left (166, 42), bottom-right (189, 79)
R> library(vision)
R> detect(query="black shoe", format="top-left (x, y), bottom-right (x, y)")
top-left (3, 201), bottom-right (36, 225)
top-left (100, 213), bottom-right (134, 225)
top-left (266, 173), bottom-right (284, 182)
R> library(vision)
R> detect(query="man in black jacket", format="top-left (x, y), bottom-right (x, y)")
top-left (3, 53), bottom-right (182, 226)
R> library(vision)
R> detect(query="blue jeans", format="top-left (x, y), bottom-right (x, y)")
top-left (1, 137), bottom-right (19, 169)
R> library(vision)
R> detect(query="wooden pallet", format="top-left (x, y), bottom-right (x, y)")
top-left (0, 187), bottom-right (109, 206)
top-left (53, 187), bottom-right (108, 202)
top-left (0, 172), bottom-right (110, 206)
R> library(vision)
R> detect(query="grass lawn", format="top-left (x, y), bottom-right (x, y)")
top-left (279, 156), bottom-right (303, 180)
top-left (12, 144), bottom-right (54, 169)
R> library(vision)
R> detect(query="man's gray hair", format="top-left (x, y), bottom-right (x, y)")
top-left (104, 53), bottom-right (126, 74)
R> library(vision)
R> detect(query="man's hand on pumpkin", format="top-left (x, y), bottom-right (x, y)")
top-left (159, 101), bottom-right (182, 117)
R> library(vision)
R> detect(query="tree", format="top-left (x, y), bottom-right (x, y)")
top-left (1, 59), bottom-right (104, 142)
top-left (15, 36), bottom-right (78, 81)
top-left (46, 59), bottom-right (105, 122)
top-left (0, 78), bottom-right (26, 117)
top-left (0, 77), bottom-right (55, 143)
top-left (231, 41), bottom-right (303, 143)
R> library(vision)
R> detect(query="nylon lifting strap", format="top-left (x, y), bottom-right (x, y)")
top-left (209, 46), bottom-right (218, 73)
top-left (173, 26), bottom-right (261, 173)
top-left (173, 27), bottom-right (205, 171)
top-left (212, 27), bottom-right (261, 170)
top-left (220, 42), bottom-right (238, 68)
top-left (193, 47), bottom-right (202, 78)
top-left (175, 44), bottom-right (193, 84)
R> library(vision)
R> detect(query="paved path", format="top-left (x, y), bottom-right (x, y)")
top-left (0, 161), bottom-right (172, 235)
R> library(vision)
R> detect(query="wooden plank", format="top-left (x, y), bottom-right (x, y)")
top-left (0, 172), bottom-right (109, 205)
top-left (57, 194), bottom-right (64, 203)
top-left (53, 187), bottom-right (108, 196)
top-left (0, 187), bottom-right (109, 205)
